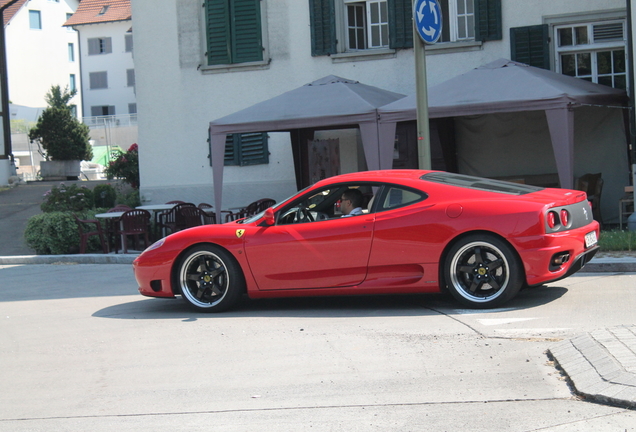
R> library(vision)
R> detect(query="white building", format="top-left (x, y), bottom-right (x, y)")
top-left (4, 0), bottom-right (81, 111)
top-left (1, 0), bottom-right (80, 184)
top-left (64, 0), bottom-right (135, 123)
top-left (130, 0), bottom-right (629, 217)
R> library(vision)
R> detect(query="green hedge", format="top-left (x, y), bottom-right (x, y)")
top-left (24, 209), bottom-right (107, 255)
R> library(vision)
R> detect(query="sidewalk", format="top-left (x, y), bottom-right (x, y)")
top-left (549, 325), bottom-right (636, 409)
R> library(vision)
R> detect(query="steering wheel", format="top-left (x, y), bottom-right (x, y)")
top-left (295, 206), bottom-right (314, 223)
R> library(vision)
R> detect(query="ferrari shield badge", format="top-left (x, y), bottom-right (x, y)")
top-left (236, 229), bottom-right (245, 239)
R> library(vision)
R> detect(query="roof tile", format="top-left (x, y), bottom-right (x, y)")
top-left (64, 0), bottom-right (131, 26)
top-left (2, 0), bottom-right (28, 27)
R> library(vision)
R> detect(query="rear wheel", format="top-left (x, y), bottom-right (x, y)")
top-left (176, 245), bottom-right (244, 312)
top-left (444, 234), bottom-right (523, 308)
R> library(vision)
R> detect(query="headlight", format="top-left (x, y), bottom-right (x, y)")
top-left (143, 238), bottom-right (165, 253)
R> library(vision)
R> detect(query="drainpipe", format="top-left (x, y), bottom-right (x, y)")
top-left (627, 0), bottom-right (636, 188)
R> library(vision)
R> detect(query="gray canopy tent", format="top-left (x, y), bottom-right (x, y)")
top-left (378, 59), bottom-right (629, 190)
top-left (208, 76), bottom-right (405, 219)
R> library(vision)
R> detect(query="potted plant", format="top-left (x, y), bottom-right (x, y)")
top-left (28, 86), bottom-right (93, 180)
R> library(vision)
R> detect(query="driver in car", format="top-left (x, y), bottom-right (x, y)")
top-left (340, 189), bottom-right (364, 217)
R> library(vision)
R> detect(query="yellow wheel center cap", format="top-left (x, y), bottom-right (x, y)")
top-left (478, 268), bottom-right (487, 276)
top-left (203, 275), bottom-right (211, 283)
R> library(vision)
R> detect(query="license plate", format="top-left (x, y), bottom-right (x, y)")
top-left (585, 231), bottom-right (598, 248)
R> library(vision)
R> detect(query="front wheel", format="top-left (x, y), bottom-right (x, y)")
top-left (444, 234), bottom-right (524, 308)
top-left (176, 245), bottom-right (244, 312)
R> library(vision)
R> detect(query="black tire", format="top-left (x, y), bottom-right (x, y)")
top-left (444, 234), bottom-right (524, 308)
top-left (175, 244), bottom-right (244, 312)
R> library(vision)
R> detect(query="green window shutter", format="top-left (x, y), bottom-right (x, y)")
top-left (474, 0), bottom-right (502, 41)
top-left (510, 25), bottom-right (550, 70)
top-left (388, 0), bottom-right (413, 49)
top-left (225, 134), bottom-right (239, 166)
top-left (224, 133), bottom-right (269, 166)
top-left (206, 0), bottom-right (232, 65)
top-left (238, 132), bottom-right (269, 165)
top-left (309, 0), bottom-right (337, 56)
top-left (231, 0), bottom-right (263, 63)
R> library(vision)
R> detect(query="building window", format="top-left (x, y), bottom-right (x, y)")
top-left (128, 103), bottom-right (137, 114)
top-left (69, 105), bottom-right (77, 118)
top-left (70, 74), bottom-right (76, 92)
top-left (126, 69), bottom-right (135, 87)
top-left (344, 1), bottom-right (389, 50)
top-left (89, 71), bottom-right (108, 89)
top-left (125, 34), bottom-right (133, 53)
top-left (29, 10), bottom-right (42, 29)
top-left (66, 13), bottom-right (74, 31)
top-left (91, 106), bottom-right (115, 116)
top-left (87, 37), bottom-right (112, 55)
top-left (204, 0), bottom-right (264, 66)
top-left (225, 133), bottom-right (269, 166)
top-left (439, 0), bottom-right (474, 42)
top-left (68, 43), bottom-right (74, 61)
top-left (555, 21), bottom-right (627, 90)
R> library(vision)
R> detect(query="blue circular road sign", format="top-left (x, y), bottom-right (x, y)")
top-left (414, 0), bottom-right (442, 44)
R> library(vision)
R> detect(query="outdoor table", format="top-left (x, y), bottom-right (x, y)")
top-left (95, 212), bottom-right (125, 253)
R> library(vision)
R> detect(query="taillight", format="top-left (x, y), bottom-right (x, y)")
top-left (560, 209), bottom-right (569, 226)
top-left (547, 211), bottom-right (557, 229)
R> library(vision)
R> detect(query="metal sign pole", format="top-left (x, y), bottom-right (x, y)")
top-left (413, 0), bottom-right (442, 171)
top-left (414, 32), bottom-right (431, 170)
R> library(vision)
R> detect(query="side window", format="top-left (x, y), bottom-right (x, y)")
top-left (277, 184), bottom-right (376, 224)
top-left (88, 37), bottom-right (112, 55)
top-left (309, 0), bottom-right (413, 56)
top-left (379, 187), bottom-right (425, 210)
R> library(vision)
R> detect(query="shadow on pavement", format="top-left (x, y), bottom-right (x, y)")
top-left (92, 285), bottom-right (569, 320)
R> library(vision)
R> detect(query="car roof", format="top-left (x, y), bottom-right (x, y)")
top-left (316, 170), bottom-right (433, 186)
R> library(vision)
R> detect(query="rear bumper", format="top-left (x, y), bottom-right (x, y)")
top-left (530, 246), bottom-right (599, 286)
top-left (516, 222), bottom-right (600, 286)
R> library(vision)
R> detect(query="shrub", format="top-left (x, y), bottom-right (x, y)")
top-left (599, 229), bottom-right (635, 251)
top-left (105, 143), bottom-right (139, 189)
top-left (93, 183), bottom-right (117, 208)
top-left (28, 86), bottom-right (92, 162)
top-left (113, 182), bottom-right (142, 207)
top-left (24, 210), bottom-right (106, 255)
top-left (41, 183), bottom-right (94, 213)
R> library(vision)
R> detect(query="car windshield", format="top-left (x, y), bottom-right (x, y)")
top-left (421, 172), bottom-right (543, 195)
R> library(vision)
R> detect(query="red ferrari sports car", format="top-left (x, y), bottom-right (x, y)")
top-left (133, 170), bottom-right (599, 311)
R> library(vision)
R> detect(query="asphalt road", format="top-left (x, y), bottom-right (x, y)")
top-left (0, 264), bottom-right (634, 431)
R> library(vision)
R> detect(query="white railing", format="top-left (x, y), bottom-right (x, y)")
top-left (82, 114), bottom-right (138, 128)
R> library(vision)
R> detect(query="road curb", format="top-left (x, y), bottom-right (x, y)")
top-left (0, 254), bottom-right (137, 265)
top-left (578, 257), bottom-right (636, 273)
top-left (548, 325), bottom-right (636, 409)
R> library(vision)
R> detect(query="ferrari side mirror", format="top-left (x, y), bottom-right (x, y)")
top-left (264, 207), bottom-right (275, 225)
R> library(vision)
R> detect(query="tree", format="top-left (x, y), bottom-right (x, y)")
top-left (28, 86), bottom-right (93, 161)
top-left (44, 85), bottom-right (76, 109)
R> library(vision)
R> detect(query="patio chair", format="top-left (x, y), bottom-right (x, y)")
top-left (158, 203), bottom-right (196, 235)
top-left (116, 209), bottom-right (152, 254)
top-left (576, 173), bottom-right (604, 226)
top-left (73, 213), bottom-right (109, 254)
top-left (104, 206), bottom-right (131, 250)
top-left (176, 206), bottom-right (216, 231)
top-left (246, 198), bottom-right (276, 216)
